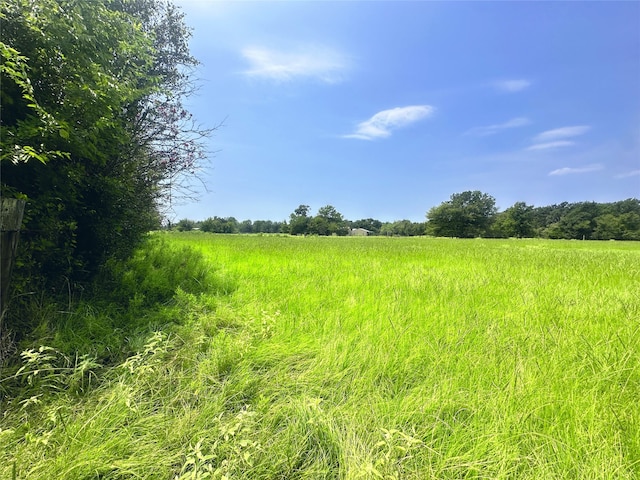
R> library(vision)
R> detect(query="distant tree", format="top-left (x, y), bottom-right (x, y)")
top-left (316, 205), bottom-right (341, 221)
top-left (200, 216), bottom-right (238, 233)
top-left (593, 214), bottom-right (623, 240)
top-left (552, 202), bottom-right (600, 239)
top-left (316, 205), bottom-right (349, 235)
top-left (531, 202), bottom-right (570, 235)
top-left (620, 213), bottom-right (640, 240)
top-left (272, 221), bottom-right (285, 233)
top-left (176, 219), bottom-right (196, 231)
top-left (608, 199), bottom-right (640, 239)
top-left (493, 202), bottom-right (534, 238)
top-left (294, 205), bottom-right (311, 217)
top-left (224, 217), bottom-right (239, 233)
top-left (543, 222), bottom-right (565, 239)
top-left (530, 199), bottom-right (640, 240)
top-left (409, 221), bottom-right (422, 236)
top-left (426, 191), bottom-right (497, 238)
top-left (239, 220), bottom-right (253, 233)
top-left (199, 217), bottom-right (216, 233)
top-left (308, 216), bottom-right (330, 235)
top-left (253, 220), bottom-right (266, 233)
top-left (379, 223), bottom-right (394, 236)
top-left (379, 220), bottom-right (425, 236)
top-left (612, 198), bottom-right (640, 216)
top-left (289, 205), bottom-right (311, 235)
top-left (254, 220), bottom-right (280, 233)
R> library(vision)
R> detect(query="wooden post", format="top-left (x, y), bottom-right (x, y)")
top-left (1, 198), bottom-right (26, 321)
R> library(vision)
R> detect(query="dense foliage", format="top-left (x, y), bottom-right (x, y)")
top-left (0, 0), bottom-right (210, 291)
top-left (426, 191), bottom-right (498, 238)
top-left (527, 198), bottom-right (640, 240)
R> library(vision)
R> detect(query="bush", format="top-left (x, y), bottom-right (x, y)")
top-left (1, 235), bottom-right (234, 369)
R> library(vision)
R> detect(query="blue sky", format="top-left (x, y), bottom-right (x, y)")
top-left (171, 0), bottom-right (640, 223)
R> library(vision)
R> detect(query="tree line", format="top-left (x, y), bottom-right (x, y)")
top-left (174, 193), bottom-right (640, 240)
top-left (428, 192), bottom-right (640, 240)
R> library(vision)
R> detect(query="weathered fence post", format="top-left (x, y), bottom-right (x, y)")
top-left (1, 198), bottom-right (26, 321)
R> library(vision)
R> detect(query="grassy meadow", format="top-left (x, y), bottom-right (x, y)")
top-left (1, 234), bottom-right (639, 479)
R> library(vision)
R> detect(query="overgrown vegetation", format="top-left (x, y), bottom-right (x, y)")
top-left (1, 235), bottom-right (229, 361)
top-left (2, 235), bottom-right (638, 478)
top-left (0, 0), bottom-right (212, 292)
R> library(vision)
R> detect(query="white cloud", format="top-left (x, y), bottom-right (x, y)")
top-left (466, 117), bottom-right (531, 136)
top-left (534, 125), bottom-right (591, 142)
top-left (615, 169), bottom-right (640, 179)
top-left (343, 105), bottom-right (435, 140)
top-left (493, 79), bottom-right (532, 92)
top-left (527, 125), bottom-right (591, 151)
top-left (527, 141), bottom-right (575, 151)
top-left (548, 164), bottom-right (603, 176)
top-left (241, 46), bottom-right (348, 83)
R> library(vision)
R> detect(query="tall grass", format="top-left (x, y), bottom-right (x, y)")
top-left (1, 234), bottom-right (638, 478)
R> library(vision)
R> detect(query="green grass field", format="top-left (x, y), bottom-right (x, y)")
top-left (2, 234), bottom-right (639, 479)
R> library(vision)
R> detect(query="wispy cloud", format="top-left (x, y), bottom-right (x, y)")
top-left (466, 117), bottom-right (531, 136)
top-left (615, 169), bottom-right (640, 179)
top-left (528, 125), bottom-right (591, 151)
top-left (548, 164), bottom-right (603, 176)
top-left (344, 105), bottom-right (435, 140)
top-left (534, 125), bottom-right (591, 142)
top-left (527, 140), bottom-right (575, 151)
top-left (241, 45), bottom-right (348, 83)
top-left (493, 79), bottom-right (532, 93)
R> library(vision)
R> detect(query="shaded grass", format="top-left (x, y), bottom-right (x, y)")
top-left (1, 234), bottom-right (639, 478)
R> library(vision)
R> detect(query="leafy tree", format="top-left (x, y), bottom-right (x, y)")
top-left (200, 217), bottom-right (238, 233)
top-left (294, 205), bottom-right (311, 217)
top-left (199, 217), bottom-right (216, 233)
top-left (253, 220), bottom-right (282, 233)
top-left (380, 220), bottom-right (425, 236)
top-left (316, 205), bottom-right (349, 236)
top-left (308, 216), bottom-right (330, 236)
top-left (620, 213), bottom-right (640, 240)
top-left (605, 199), bottom-right (640, 239)
top-left (531, 202), bottom-right (569, 235)
top-left (539, 202), bottom-right (601, 240)
top-left (492, 202), bottom-right (534, 238)
top-left (530, 199), bottom-right (639, 240)
top-left (0, 0), bottom-right (211, 289)
top-left (612, 198), bottom-right (640, 216)
top-left (379, 223), bottom-right (394, 236)
top-left (565, 202), bottom-right (600, 239)
top-left (176, 219), bottom-right (196, 232)
top-left (239, 220), bottom-right (253, 234)
top-left (593, 214), bottom-right (623, 240)
top-left (426, 191), bottom-right (497, 238)
top-left (289, 205), bottom-right (311, 235)
top-left (0, 41), bottom-right (67, 164)
top-left (223, 217), bottom-right (239, 233)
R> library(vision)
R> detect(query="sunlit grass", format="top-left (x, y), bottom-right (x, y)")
top-left (2, 234), bottom-right (639, 478)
